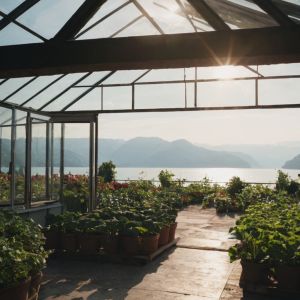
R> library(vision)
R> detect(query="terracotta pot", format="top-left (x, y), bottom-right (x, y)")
top-left (140, 234), bottom-right (159, 255)
top-left (168, 223), bottom-right (177, 243)
top-left (240, 260), bottom-right (270, 285)
top-left (44, 230), bottom-right (60, 250)
top-left (158, 226), bottom-right (170, 247)
top-left (0, 277), bottom-right (31, 300)
top-left (102, 235), bottom-right (119, 255)
top-left (61, 233), bottom-right (77, 252)
top-left (78, 233), bottom-right (101, 254)
top-left (276, 265), bottom-right (300, 291)
top-left (29, 272), bottom-right (43, 299)
top-left (120, 236), bottom-right (140, 255)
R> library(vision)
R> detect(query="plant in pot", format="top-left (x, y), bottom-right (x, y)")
top-left (0, 239), bottom-right (32, 300)
top-left (44, 214), bottom-right (63, 250)
top-left (0, 211), bottom-right (48, 300)
top-left (77, 213), bottom-right (105, 254)
top-left (60, 212), bottom-right (80, 252)
top-left (119, 218), bottom-right (143, 255)
top-left (139, 219), bottom-right (161, 255)
top-left (101, 218), bottom-right (120, 255)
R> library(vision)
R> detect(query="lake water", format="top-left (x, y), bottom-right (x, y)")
top-left (32, 167), bottom-right (300, 184)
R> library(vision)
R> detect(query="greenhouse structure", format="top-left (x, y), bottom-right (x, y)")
top-left (0, 0), bottom-right (300, 218)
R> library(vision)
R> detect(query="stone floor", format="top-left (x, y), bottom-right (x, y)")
top-left (39, 206), bottom-right (266, 300)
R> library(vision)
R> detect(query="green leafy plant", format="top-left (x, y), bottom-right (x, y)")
top-left (98, 161), bottom-right (116, 183)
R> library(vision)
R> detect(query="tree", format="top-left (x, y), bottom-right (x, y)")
top-left (98, 161), bottom-right (116, 183)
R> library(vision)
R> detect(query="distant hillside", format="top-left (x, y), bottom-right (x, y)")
top-left (283, 154), bottom-right (300, 169)
top-left (0, 137), bottom-right (253, 168)
top-left (201, 143), bottom-right (300, 168)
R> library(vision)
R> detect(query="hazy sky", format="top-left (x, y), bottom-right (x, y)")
top-left (1, 0), bottom-right (300, 146)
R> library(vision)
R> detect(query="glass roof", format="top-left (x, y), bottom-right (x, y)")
top-left (0, 0), bottom-right (299, 113)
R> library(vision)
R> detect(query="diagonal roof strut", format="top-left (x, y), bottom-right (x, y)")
top-left (251, 0), bottom-right (296, 27)
top-left (53, 0), bottom-right (107, 41)
top-left (187, 0), bottom-right (230, 31)
top-left (0, 0), bottom-right (40, 31)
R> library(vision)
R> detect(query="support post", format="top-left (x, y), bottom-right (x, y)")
top-left (89, 121), bottom-right (95, 212)
top-left (0, 127), bottom-right (2, 173)
top-left (10, 108), bottom-right (16, 208)
top-left (25, 113), bottom-right (32, 209)
top-left (95, 117), bottom-right (98, 210)
top-left (45, 122), bottom-right (50, 199)
top-left (59, 123), bottom-right (65, 204)
top-left (50, 122), bottom-right (54, 199)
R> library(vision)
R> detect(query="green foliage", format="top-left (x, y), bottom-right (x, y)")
top-left (275, 170), bottom-right (300, 196)
top-left (98, 161), bottom-right (116, 183)
top-left (229, 198), bottom-right (300, 266)
top-left (226, 176), bottom-right (247, 198)
top-left (0, 211), bottom-right (48, 289)
top-left (158, 170), bottom-right (174, 188)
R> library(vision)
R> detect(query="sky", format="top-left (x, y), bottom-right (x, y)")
top-left (0, 0), bottom-right (300, 146)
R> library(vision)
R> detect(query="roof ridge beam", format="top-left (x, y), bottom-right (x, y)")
top-left (252, 0), bottom-right (296, 27)
top-left (186, 0), bottom-right (230, 31)
top-left (53, 0), bottom-right (107, 41)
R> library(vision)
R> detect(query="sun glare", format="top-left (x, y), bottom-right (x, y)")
top-left (213, 65), bottom-right (242, 79)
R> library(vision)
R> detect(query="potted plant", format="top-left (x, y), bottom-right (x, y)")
top-left (101, 218), bottom-right (120, 255)
top-left (77, 213), bottom-right (105, 254)
top-left (119, 219), bottom-right (142, 255)
top-left (139, 220), bottom-right (161, 255)
top-left (60, 212), bottom-right (80, 252)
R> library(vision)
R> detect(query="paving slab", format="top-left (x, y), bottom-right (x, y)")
top-left (39, 206), bottom-right (244, 300)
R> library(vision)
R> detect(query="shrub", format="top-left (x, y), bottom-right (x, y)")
top-left (226, 176), bottom-right (247, 198)
top-left (158, 170), bottom-right (174, 188)
top-left (98, 161), bottom-right (116, 183)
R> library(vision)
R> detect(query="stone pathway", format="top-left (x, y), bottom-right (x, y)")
top-left (39, 206), bottom-right (247, 300)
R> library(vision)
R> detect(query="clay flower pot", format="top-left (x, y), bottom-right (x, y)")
top-left (0, 277), bottom-right (31, 300)
top-left (78, 233), bottom-right (101, 254)
top-left (102, 234), bottom-right (119, 255)
top-left (61, 233), bottom-right (77, 252)
top-left (168, 222), bottom-right (177, 242)
top-left (29, 272), bottom-right (43, 299)
top-left (240, 260), bottom-right (270, 285)
top-left (276, 265), bottom-right (300, 291)
top-left (120, 236), bottom-right (140, 255)
top-left (44, 230), bottom-right (61, 250)
top-left (140, 234), bottom-right (160, 255)
top-left (158, 226), bottom-right (170, 247)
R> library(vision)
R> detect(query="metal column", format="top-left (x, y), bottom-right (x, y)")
top-left (59, 123), bottom-right (65, 204)
top-left (88, 121), bottom-right (95, 212)
top-left (10, 108), bottom-right (16, 208)
top-left (45, 122), bottom-right (50, 199)
top-left (94, 117), bottom-right (98, 210)
top-left (25, 113), bottom-right (32, 209)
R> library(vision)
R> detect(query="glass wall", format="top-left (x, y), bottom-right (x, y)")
top-left (0, 107), bottom-right (11, 205)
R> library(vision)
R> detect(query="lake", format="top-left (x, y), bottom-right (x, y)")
top-left (38, 167), bottom-right (300, 184)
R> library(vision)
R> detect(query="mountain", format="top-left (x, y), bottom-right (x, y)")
top-left (0, 137), bottom-right (253, 168)
top-left (283, 154), bottom-right (300, 169)
top-left (199, 143), bottom-right (300, 168)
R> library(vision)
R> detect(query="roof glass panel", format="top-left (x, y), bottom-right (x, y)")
top-left (102, 70), bottom-right (150, 85)
top-left (0, 23), bottom-right (41, 46)
top-left (42, 88), bottom-right (90, 111)
top-left (77, 0), bottom-right (131, 36)
top-left (22, 73), bottom-right (89, 110)
top-left (5, 75), bottom-right (62, 106)
top-left (77, 72), bottom-right (111, 86)
top-left (0, 0), bottom-right (24, 14)
top-left (17, 0), bottom-right (85, 39)
top-left (135, 0), bottom-right (200, 34)
top-left (77, 3), bottom-right (143, 39)
top-left (272, 0), bottom-right (300, 23)
top-left (66, 89), bottom-right (101, 111)
top-left (205, 0), bottom-right (278, 29)
top-left (0, 77), bottom-right (34, 100)
top-left (258, 63), bottom-right (300, 76)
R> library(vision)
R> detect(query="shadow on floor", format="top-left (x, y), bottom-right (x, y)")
top-left (39, 248), bottom-right (176, 300)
